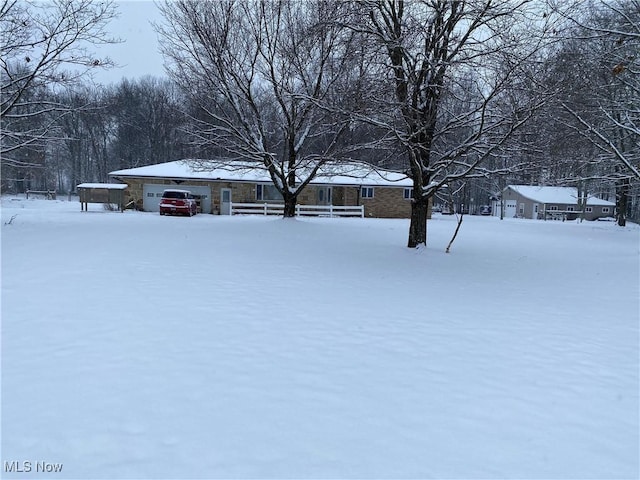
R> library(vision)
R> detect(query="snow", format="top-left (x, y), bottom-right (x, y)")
top-left (109, 159), bottom-right (413, 187)
top-left (509, 185), bottom-right (616, 206)
top-left (76, 183), bottom-right (128, 190)
top-left (2, 196), bottom-right (638, 479)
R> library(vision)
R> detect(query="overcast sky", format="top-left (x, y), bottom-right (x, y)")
top-left (92, 1), bottom-right (167, 85)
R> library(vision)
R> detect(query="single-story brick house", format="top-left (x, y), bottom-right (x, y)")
top-left (493, 185), bottom-right (616, 221)
top-left (108, 159), bottom-right (415, 218)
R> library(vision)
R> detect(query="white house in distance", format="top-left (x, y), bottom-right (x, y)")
top-left (493, 185), bottom-right (616, 221)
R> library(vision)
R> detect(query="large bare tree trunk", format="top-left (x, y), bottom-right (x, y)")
top-left (283, 193), bottom-right (297, 218)
top-left (408, 198), bottom-right (428, 248)
top-left (616, 178), bottom-right (629, 227)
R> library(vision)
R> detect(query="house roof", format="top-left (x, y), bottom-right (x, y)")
top-left (109, 159), bottom-right (413, 188)
top-left (507, 185), bottom-right (615, 206)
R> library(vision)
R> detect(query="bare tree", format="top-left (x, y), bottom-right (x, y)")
top-left (157, 0), bottom-right (359, 217)
top-left (50, 77), bottom-right (187, 193)
top-left (351, 0), bottom-right (554, 247)
top-left (55, 89), bottom-right (93, 191)
top-left (0, 0), bottom-right (118, 164)
top-left (552, 0), bottom-right (640, 177)
top-left (110, 76), bottom-right (186, 170)
top-left (545, 0), bottom-right (640, 225)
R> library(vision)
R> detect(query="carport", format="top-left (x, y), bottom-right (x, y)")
top-left (77, 183), bottom-right (127, 212)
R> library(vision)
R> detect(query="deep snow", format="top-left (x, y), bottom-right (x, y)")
top-left (1, 197), bottom-right (638, 479)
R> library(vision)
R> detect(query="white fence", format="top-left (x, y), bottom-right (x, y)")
top-left (230, 202), bottom-right (364, 218)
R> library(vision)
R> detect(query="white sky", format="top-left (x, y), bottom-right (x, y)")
top-left (92, 1), bottom-right (167, 85)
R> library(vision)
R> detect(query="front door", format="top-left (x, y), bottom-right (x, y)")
top-left (221, 188), bottom-right (232, 215)
top-left (532, 203), bottom-right (539, 220)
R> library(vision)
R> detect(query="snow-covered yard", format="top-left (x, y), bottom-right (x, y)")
top-left (2, 197), bottom-right (638, 479)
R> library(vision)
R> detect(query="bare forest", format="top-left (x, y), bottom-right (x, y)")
top-left (2, 0), bottom-right (639, 245)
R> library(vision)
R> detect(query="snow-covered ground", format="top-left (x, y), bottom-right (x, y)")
top-left (2, 196), bottom-right (639, 479)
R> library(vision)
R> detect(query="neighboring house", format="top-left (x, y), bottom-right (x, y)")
top-left (492, 185), bottom-right (615, 221)
top-left (109, 159), bottom-right (415, 218)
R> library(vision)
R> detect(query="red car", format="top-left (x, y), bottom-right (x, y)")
top-left (159, 189), bottom-right (198, 216)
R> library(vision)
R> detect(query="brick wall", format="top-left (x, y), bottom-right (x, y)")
top-left (361, 187), bottom-right (411, 218)
top-left (211, 182), bottom-right (255, 204)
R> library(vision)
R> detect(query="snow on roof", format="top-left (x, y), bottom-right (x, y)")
top-left (508, 185), bottom-right (615, 206)
top-left (109, 159), bottom-right (412, 187)
top-left (77, 183), bottom-right (128, 190)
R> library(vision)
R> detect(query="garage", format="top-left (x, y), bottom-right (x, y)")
top-left (492, 200), bottom-right (518, 218)
top-left (143, 184), bottom-right (212, 213)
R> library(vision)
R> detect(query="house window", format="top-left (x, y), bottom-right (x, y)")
top-left (317, 187), bottom-right (332, 204)
top-left (519, 203), bottom-right (524, 215)
top-left (403, 188), bottom-right (413, 200)
top-left (147, 192), bottom-right (154, 197)
top-left (361, 187), bottom-right (374, 199)
top-left (549, 205), bottom-right (558, 211)
top-left (567, 206), bottom-right (575, 212)
top-left (602, 207), bottom-right (610, 213)
top-left (585, 207), bottom-right (593, 213)
top-left (256, 184), bottom-right (281, 201)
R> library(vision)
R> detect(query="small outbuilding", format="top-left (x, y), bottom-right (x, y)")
top-left (77, 183), bottom-right (128, 212)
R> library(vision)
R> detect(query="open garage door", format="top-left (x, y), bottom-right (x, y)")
top-left (143, 184), bottom-right (212, 213)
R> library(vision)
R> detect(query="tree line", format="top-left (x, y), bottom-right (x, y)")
top-left (1, 0), bottom-right (638, 246)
